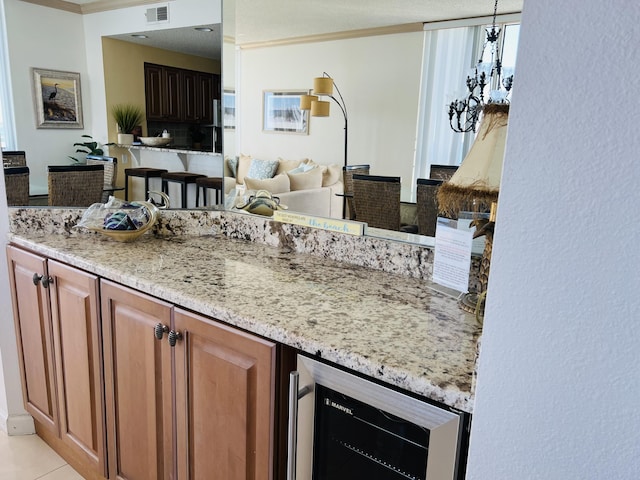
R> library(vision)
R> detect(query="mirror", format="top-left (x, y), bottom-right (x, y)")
top-left (223, 0), bottom-right (522, 244)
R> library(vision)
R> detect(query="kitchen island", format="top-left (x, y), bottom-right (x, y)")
top-left (8, 208), bottom-right (480, 413)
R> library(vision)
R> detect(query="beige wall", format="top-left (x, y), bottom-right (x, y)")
top-left (102, 38), bottom-right (221, 143)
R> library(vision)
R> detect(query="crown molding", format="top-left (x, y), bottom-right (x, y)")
top-left (19, 0), bottom-right (169, 15)
top-left (239, 22), bottom-right (424, 50)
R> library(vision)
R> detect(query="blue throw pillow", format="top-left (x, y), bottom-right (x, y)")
top-left (226, 156), bottom-right (238, 177)
top-left (246, 158), bottom-right (279, 180)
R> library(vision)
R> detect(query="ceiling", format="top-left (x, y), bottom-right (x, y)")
top-left (33, 0), bottom-right (524, 57)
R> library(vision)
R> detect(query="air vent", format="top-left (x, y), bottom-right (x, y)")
top-left (146, 5), bottom-right (169, 24)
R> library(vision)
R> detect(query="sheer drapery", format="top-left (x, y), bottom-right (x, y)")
top-left (412, 25), bottom-right (482, 201)
top-left (0, 0), bottom-right (17, 150)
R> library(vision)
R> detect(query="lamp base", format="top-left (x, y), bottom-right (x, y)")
top-left (458, 292), bottom-right (486, 324)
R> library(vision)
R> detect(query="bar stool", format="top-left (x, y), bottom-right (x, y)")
top-left (195, 177), bottom-right (224, 206)
top-left (161, 172), bottom-right (206, 208)
top-left (124, 167), bottom-right (168, 201)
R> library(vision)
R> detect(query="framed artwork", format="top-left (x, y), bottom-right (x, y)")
top-left (31, 68), bottom-right (83, 129)
top-left (262, 90), bottom-right (308, 135)
top-left (223, 89), bottom-right (236, 130)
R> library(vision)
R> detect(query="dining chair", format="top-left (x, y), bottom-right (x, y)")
top-left (48, 164), bottom-right (104, 207)
top-left (342, 164), bottom-right (370, 219)
top-left (416, 178), bottom-right (443, 237)
top-left (352, 174), bottom-right (401, 230)
top-left (4, 166), bottom-right (30, 206)
top-left (2, 150), bottom-right (27, 168)
top-left (86, 154), bottom-right (118, 202)
top-left (429, 164), bottom-right (458, 181)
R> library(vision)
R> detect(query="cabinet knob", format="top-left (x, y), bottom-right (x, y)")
top-left (32, 273), bottom-right (42, 285)
top-left (154, 323), bottom-right (169, 340)
top-left (168, 330), bottom-right (182, 347)
top-left (41, 276), bottom-right (53, 289)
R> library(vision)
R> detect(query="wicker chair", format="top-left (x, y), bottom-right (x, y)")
top-left (86, 154), bottom-right (118, 202)
top-left (4, 166), bottom-right (30, 206)
top-left (352, 174), bottom-right (401, 230)
top-left (2, 151), bottom-right (27, 168)
top-left (429, 164), bottom-right (458, 181)
top-left (416, 178), bottom-right (443, 237)
top-left (342, 164), bottom-right (370, 219)
top-left (48, 164), bottom-right (104, 207)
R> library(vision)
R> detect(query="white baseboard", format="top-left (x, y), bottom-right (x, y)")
top-left (0, 412), bottom-right (35, 436)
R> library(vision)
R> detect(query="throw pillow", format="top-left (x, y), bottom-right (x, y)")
top-left (246, 158), bottom-right (279, 180)
top-left (244, 173), bottom-right (291, 194)
top-left (321, 164), bottom-right (342, 187)
top-left (236, 153), bottom-right (253, 185)
top-left (287, 167), bottom-right (323, 191)
top-left (288, 163), bottom-right (316, 175)
top-left (276, 157), bottom-right (308, 175)
top-left (225, 156), bottom-right (238, 178)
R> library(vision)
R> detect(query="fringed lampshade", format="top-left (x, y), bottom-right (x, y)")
top-left (437, 103), bottom-right (509, 217)
top-left (437, 103), bottom-right (509, 321)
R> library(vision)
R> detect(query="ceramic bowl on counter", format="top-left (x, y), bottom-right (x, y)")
top-left (139, 136), bottom-right (172, 147)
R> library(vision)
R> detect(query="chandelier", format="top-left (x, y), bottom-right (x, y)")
top-left (448, 0), bottom-right (514, 133)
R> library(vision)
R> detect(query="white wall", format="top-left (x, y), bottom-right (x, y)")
top-left (5, 0), bottom-right (89, 193)
top-left (238, 32), bottom-right (423, 200)
top-left (466, 0), bottom-right (640, 478)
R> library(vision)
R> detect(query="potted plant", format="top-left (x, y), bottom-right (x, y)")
top-left (69, 135), bottom-right (114, 163)
top-left (189, 125), bottom-right (207, 150)
top-left (111, 104), bottom-right (144, 145)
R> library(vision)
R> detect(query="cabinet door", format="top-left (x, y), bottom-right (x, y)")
top-left (197, 73), bottom-right (215, 124)
top-left (182, 70), bottom-right (199, 122)
top-left (144, 64), bottom-right (164, 121)
top-left (6, 246), bottom-right (58, 434)
top-left (163, 67), bottom-right (182, 122)
top-left (101, 280), bottom-right (173, 480)
top-left (48, 260), bottom-right (106, 477)
top-left (174, 309), bottom-right (276, 480)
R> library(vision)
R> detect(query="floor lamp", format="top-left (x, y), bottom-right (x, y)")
top-left (300, 72), bottom-right (349, 217)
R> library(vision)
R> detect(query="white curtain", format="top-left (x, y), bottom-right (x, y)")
top-left (411, 25), bottom-right (482, 201)
top-left (0, 0), bottom-right (17, 150)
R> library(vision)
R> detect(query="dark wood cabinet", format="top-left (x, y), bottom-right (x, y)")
top-left (145, 63), bottom-right (182, 122)
top-left (144, 63), bottom-right (219, 124)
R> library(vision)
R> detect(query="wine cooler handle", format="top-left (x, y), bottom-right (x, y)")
top-left (286, 371), bottom-right (300, 480)
top-left (287, 371), bottom-right (312, 480)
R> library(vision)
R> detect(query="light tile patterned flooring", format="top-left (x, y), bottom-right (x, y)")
top-left (0, 430), bottom-right (84, 479)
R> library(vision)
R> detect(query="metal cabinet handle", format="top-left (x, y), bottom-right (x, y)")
top-left (154, 323), bottom-right (169, 340)
top-left (32, 273), bottom-right (42, 285)
top-left (41, 276), bottom-right (53, 289)
top-left (287, 372), bottom-right (312, 480)
top-left (168, 330), bottom-right (182, 347)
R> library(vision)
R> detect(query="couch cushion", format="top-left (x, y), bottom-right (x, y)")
top-left (287, 167), bottom-right (323, 191)
top-left (244, 173), bottom-right (290, 194)
top-left (276, 157), bottom-right (308, 175)
top-left (246, 158), bottom-right (279, 179)
top-left (236, 154), bottom-right (253, 185)
top-left (321, 164), bottom-right (342, 187)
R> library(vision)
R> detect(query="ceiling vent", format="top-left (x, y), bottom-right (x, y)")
top-left (146, 5), bottom-right (169, 24)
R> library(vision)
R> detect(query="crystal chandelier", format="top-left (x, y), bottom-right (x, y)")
top-left (448, 0), bottom-right (514, 133)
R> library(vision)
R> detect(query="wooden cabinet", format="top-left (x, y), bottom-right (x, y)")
top-left (174, 309), bottom-right (276, 479)
top-left (145, 63), bottom-right (182, 122)
top-left (100, 280), bottom-right (173, 480)
top-left (101, 281), bottom-right (278, 480)
top-left (7, 246), bottom-right (106, 478)
top-left (145, 62), bottom-right (219, 124)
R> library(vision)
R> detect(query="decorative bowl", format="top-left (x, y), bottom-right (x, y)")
top-left (89, 201), bottom-right (159, 242)
top-left (139, 136), bottom-right (172, 147)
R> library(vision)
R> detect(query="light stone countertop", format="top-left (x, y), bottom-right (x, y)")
top-left (9, 230), bottom-right (481, 413)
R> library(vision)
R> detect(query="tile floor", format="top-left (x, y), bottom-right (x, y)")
top-left (0, 430), bottom-right (84, 479)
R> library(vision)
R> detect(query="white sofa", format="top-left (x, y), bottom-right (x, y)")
top-left (224, 154), bottom-right (344, 219)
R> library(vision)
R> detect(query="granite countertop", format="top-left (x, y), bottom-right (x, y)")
top-left (125, 144), bottom-right (219, 155)
top-left (9, 231), bottom-right (480, 413)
